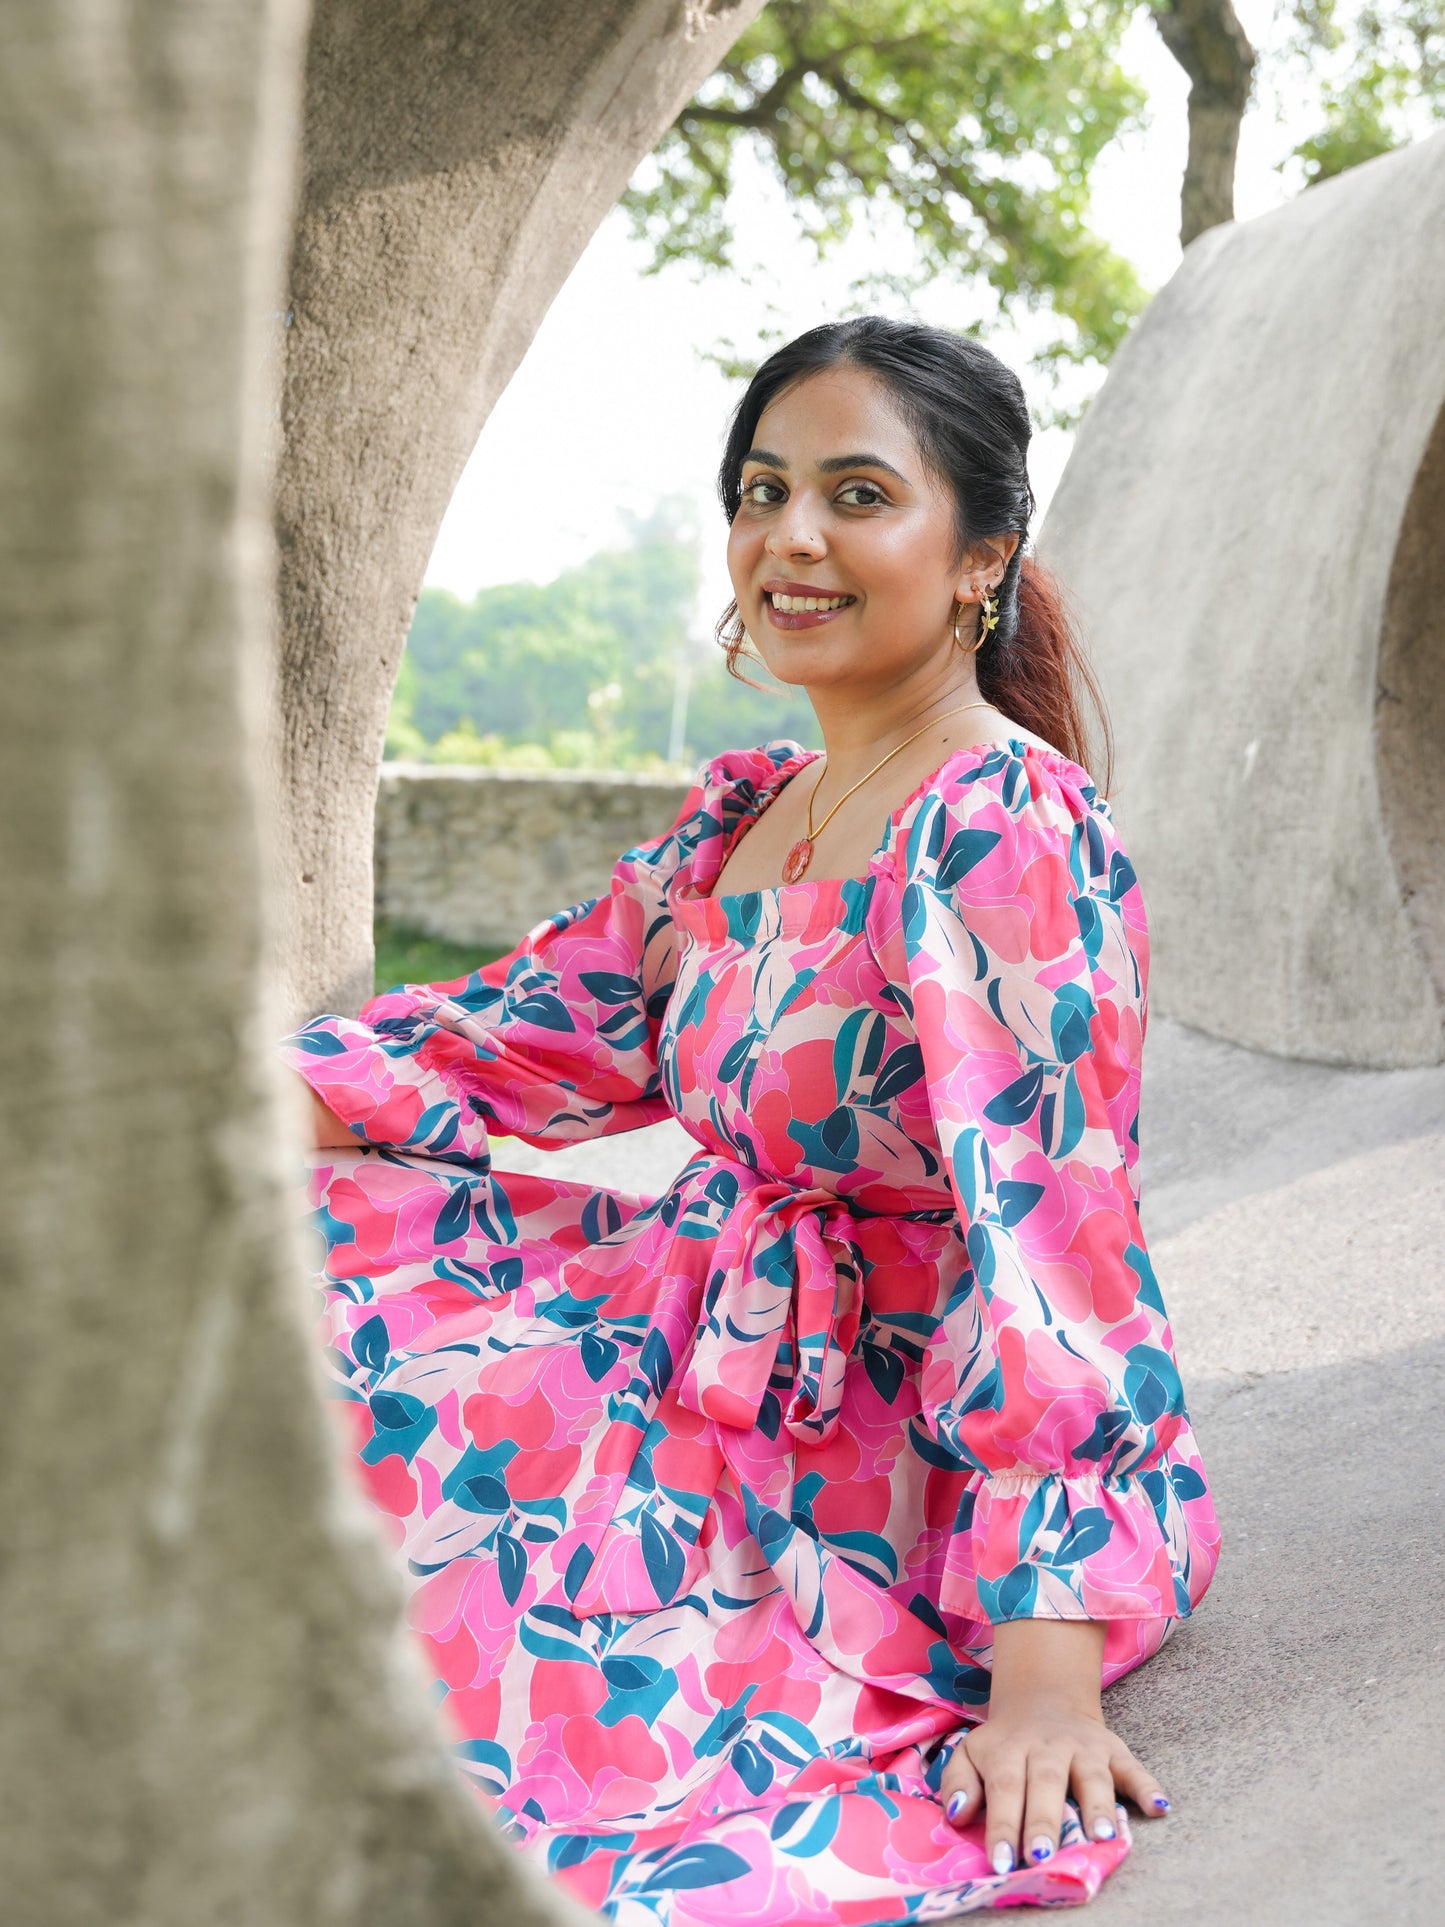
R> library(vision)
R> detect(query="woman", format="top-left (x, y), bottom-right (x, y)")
top-left (288, 317), bottom-right (1220, 1920)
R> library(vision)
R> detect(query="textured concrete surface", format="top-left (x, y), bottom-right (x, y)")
top-left (268, 0), bottom-right (766, 1026)
top-left (1037, 129), bottom-right (1445, 1069)
top-left (489, 1015), bottom-right (1445, 1924)
top-left (376, 765), bottom-right (694, 948)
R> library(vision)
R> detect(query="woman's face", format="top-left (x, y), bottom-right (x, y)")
top-left (725, 364), bottom-right (998, 696)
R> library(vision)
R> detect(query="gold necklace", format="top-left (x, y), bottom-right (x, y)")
top-left (780, 701), bottom-right (998, 883)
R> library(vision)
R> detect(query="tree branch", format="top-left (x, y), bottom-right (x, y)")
top-left (1150, 0), bottom-right (1257, 244)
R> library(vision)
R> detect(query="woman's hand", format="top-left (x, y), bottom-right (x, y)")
top-left (938, 1619), bottom-right (1171, 1874)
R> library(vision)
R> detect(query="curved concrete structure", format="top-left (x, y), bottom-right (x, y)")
top-left (1038, 130), bottom-right (1445, 1068)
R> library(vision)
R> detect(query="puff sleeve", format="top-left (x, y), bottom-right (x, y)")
top-left (896, 743), bottom-right (1216, 1625)
top-left (281, 751), bottom-right (791, 1164)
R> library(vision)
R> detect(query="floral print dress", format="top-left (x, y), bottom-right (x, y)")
top-left (283, 737), bottom-right (1220, 1923)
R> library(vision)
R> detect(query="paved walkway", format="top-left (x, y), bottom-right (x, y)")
top-left (492, 1017), bottom-right (1445, 1924)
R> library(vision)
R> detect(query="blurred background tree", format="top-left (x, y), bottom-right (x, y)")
top-left (626, 0), bottom-right (1444, 386)
top-left (388, 499), bottom-right (820, 774)
top-left (1279, 0), bottom-right (1443, 182)
top-left (625, 0), bottom-right (1152, 387)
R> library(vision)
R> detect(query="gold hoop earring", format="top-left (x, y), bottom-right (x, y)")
top-left (953, 586), bottom-right (1000, 653)
top-left (979, 586), bottom-right (1000, 641)
top-left (953, 591), bottom-right (990, 656)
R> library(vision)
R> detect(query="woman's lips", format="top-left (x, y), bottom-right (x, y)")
top-left (760, 589), bottom-right (857, 633)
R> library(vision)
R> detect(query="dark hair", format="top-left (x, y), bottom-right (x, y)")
top-left (715, 315), bottom-right (1113, 792)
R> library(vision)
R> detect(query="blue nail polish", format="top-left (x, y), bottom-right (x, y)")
top-left (1152, 1795), bottom-right (1172, 1812)
top-left (1091, 1818), bottom-right (1117, 1841)
top-left (945, 1791), bottom-right (966, 1822)
top-left (1028, 1837), bottom-right (1053, 1863)
top-left (991, 1842), bottom-right (1015, 1876)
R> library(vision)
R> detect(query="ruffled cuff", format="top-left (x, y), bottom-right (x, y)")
top-left (281, 1012), bottom-right (493, 1164)
top-left (942, 1459), bottom-right (1210, 1625)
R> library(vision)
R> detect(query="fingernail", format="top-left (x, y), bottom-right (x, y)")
top-left (1028, 1836), bottom-right (1053, 1863)
top-left (1152, 1795), bottom-right (1172, 1812)
top-left (945, 1791), bottom-right (966, 1822)
top-left (1091, 1817), bottom-right (1117, 1840)
top-left (991, 1842), bottom-right (1015, 1875)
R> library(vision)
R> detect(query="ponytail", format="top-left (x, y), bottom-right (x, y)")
top-left (978, 555), bottom-right (1114, 796)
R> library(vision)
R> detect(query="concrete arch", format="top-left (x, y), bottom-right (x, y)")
top-left (1039, 130), bottom-right (1445, 1068)
top-left (1377, 396), bottom-right (1445, 1035)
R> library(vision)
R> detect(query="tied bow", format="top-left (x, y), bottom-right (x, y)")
top-left (567, 1164), bottom-right (868, 1616)
top-left (675, 1177), bottom-right (865, 1444)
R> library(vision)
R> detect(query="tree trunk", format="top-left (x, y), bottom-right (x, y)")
top-left (272, 0), bottom-right (767, 1023)
top-left (0, 2), bottom-right (596, 1919)
top-left (1150, 0), bottom-right (1257, 247)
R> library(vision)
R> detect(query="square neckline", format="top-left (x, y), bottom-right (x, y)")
top-left (695, 733), bottom-right (1072, 904)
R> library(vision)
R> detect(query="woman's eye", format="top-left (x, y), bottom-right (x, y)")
top-left (742, 478), bottom-right (785, 506)
top-left (838, 482), bottom-right (886, 507)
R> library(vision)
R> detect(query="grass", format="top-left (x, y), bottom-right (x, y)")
top-left (374, 921), bottom-right (509, 996)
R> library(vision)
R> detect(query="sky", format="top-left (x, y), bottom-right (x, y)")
top-left (424, 0), bottom-right (1320, 628)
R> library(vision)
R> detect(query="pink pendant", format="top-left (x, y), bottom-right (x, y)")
top-left (781, 837), bottom-right (814, 884)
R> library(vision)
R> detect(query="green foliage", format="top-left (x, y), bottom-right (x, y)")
top-left (622, 0), bottom-right (1444, 414)
top-left (388, 504), bottom-right (822, 776)
top-left (1280, 1), bottom-right (1445, 184)
top-left (622, 0), bottom-right (1151, 388)
top-left (374, 922), bottom-right (507, 997)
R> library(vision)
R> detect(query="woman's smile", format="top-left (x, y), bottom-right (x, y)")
top-left (762, 577), bottom-right (859, 630)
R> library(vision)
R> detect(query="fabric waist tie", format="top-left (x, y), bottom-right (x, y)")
top-left (566, 1152), bottom-right (955, 1616)
top-left (673, 1176), bottom-right (867, 1444)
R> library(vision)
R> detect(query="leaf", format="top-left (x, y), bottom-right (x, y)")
top-left (497, 1530), bottom-right (528, 1605)
top-left (996, 1179), bottom-right (1045, 1227)
top-left (731, 1737), bottom-right (774, 1796)
top-left (862, 1340), bottom-right (905, 1405)
top-left (563, 1541), bottom-right (595, 1602)
top-left (872, 1042), bottom-right (923, 1105)
top-left (507, 991), bottom-right (576, 1032)
top-left (991, 1562), bottom-right (1039, 1619)
top-left (460, 1473), bottom-right (511, 1513)
top-left (718, 1033), bottom-right (756, 1083)
top-left (983, 1063), bottom-right (1044, 1126)
top-left (601, 1654), bottom-right (663, 1693)
top-left (640, 1508), bottom-right (686, 1601)
top-left (580, 1331), bottom-right (620, 1382)
top-left (370, 1391), bottom-right (427, 1432)
top-left (581, 1190), bottom-right (624, 1242)
top-left (632, 1844), bottom-right (751, 1894)
top-left (488, 1255), bottom-right (524, 1295)
top-left (937, 826), bottom-right (1001, 888)
top-left (291, 1029), bottom-right (347, 1056)
top-left (831, 1009), bottom-right (870, 1099)
top-left (434, 1181), bottom-right (472, 1246)
top-left (579, 970), bottom-right (643, 1006)
top-left (1049, 1507), bottom-right (1114, 1568)
top-left (639, 1327), bottom-right (673, 1399)
top-left (1125, 1345), bottom-right (1183, 1427)
top-left (352, 1314), bottom-right (391, 1377)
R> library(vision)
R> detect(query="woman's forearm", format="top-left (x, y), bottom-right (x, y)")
top-left (298, 1077), bottom-right (356, 1149)
top-left (988, 1617), bottom-right (1107, 1713)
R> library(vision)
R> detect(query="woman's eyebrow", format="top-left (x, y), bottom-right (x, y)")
top-left (817, 452), bottom-right (909, 482)
top-left (740, 448), bottom-right (911, 483)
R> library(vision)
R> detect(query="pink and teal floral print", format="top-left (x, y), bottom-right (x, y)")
top-left (283, 736), bottom-right (1219, 1923)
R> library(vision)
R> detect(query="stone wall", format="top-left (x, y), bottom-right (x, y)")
top-left (375, 763), bottom-right (697, 949)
